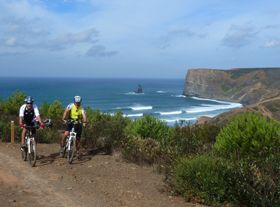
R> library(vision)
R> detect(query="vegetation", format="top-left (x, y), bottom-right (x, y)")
top-left (1, 92), bottom-right (279, 206)
top-left (214, 112), bottom-right (280, 160)
top-left (174, 112), bottom-right (280, 206)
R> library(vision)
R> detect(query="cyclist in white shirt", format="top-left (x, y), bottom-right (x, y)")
top-left (19, 96), bottom-right (44, 150)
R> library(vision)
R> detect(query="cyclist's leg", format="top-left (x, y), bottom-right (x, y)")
top-left (21, 128), bottom-right (27, 145)
top-left (61, 122), bottom-right (72, 147)
top-left (75, 123), bottom-right (82, 156)
top-left (76, 137), bottom-right (81, 154)
top-left (61, 131), bottom-right (69, 146)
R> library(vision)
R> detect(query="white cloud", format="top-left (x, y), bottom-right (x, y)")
top-left (86, 45), bottom-right (118, 57)
top-left (263, 40), bottom-right (280, 48)
top-left (1, 0), bottom-right (280, 77)
top-left (222, 23), bottom-right (259, 48)
top-left (5, 37), bottom-right (17, 46)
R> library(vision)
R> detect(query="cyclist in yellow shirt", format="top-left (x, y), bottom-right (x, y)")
top-left (61, 96), bottom-right (87, 157)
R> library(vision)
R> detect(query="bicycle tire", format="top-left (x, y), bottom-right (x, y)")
top-left (61, 146), bottom-right (66, 158)
top-left (67, 139), bottom-right (75, 164)
top-left (28, 139), bottom-right (37, 167)
top-left (21, 147), bottom-right (27, 161)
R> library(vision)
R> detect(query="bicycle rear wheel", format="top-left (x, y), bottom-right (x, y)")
top-left (28, 139), bottom-right (37, 167)
top-left (67, 139), bottom-right (75, 164)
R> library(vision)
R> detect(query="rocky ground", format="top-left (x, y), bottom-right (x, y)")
top-left (0, 142), bottom-right (204, 207)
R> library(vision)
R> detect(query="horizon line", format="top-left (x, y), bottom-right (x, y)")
top-left (0, 76), bottom-right (184, 80)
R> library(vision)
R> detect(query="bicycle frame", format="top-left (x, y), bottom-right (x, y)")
top-left (63, 120), bottom-right (81, 163)
top-left (26, 136), bottom-right (36, 153)
top-left (66, 128), bottom-right (77, 151)
top-left (22, 125), bottom-right (37, 167)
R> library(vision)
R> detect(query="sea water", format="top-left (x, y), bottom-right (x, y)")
top-left (0, 78), bottom-right (242, 125)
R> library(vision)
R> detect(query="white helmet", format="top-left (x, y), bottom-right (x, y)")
top-left (74, 95), bottom-right (82, 103)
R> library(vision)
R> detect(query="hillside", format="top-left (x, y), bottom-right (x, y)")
top-left (184, 68), bottom-right (280, 105)
top-left (183, 68), bottom-right (280, 124)
top-left (0, 142), bottom-right (201, 207)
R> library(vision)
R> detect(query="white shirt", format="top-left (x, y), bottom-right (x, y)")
top-left (19, 104), bottom-right (40, 117)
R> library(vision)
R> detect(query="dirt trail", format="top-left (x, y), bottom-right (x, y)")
top-left (0, 142), bottom-right (202, 207)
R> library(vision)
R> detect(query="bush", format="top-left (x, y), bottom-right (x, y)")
top-left (226, 160), bottom-right (280, 207)
top-left (0, 121), bottom-right (11, 142)
top-left (39, 102), bottom-right (51, 118)
top-left (47, 100), bottom-right (64, 121)
top-left (171, 124), bottom-right (220, 156)
top-left (36, 128), bottom-right (61, 144)
top-left (125, 115), bottom-right (174, 147)
top-left (214, 112), bottom-right (280, 160)
top-left (121, 136), bottom-right (162, 164)
top-left (0, 121), bottom-right (21, 142)
top-left (213, 112), bottom-right (280, 206)
top-left (175, 155), bottom-right (231, 204)
top-left (2, 91), bottom-right (26, 115)
top-left (82, 109), bottom-right (130, 152)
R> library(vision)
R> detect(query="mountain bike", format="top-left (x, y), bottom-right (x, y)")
top-left (61, 120), bottom-right (82, 164)
top-left (21, 119), bottom-right (52, 167)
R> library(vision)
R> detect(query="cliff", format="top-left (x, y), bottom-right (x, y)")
top-left (183, 68), bottom-right (280, 105)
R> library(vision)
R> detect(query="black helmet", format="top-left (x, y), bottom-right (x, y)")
top-left (25, 96), bottom-right (34, 104)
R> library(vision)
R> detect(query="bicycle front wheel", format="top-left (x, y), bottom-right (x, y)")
top-left (67, 139), bottom-right (75, 164)
top-left (28, 139), bottom-right (37, 167)
top-left (21, 146), bottom-right (27, 161)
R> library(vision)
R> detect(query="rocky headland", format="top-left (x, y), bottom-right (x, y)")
top-left (183, 68), bottom-right (280, 123)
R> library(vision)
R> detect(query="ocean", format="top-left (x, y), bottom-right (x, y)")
top-left (0, 78), bottom-right (242, 125)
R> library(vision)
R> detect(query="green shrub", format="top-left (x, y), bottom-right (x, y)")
top-left (0, 121), bottom-right (11, 141)
top-left (213, 112), bottom-right (280, 206)
top-left (82, 109), bottom-right (130, 152)
top-left (2, 91), bottom-right (26, 115)
top-left (47, 100), bottom-right (64, 120)
top-left (226, 160), bottom-right (280, 207)
top-left (214, 112), bottom-right (280, 160)
top-left (121, 136), bottom-right (162, 164)
top-left (39, 102), bottom-right (51, 118)
top-left (175, 155), bottom-right (231, 204)
top-left (36, 128), bottom-right (61, 144)
top-left (125, 115), bottom-right (174, 147)
top-left (171, 124), bottom-right (220, 156)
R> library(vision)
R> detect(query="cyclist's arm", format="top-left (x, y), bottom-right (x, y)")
top-left (19, 105), bottom-right (25, 125)
top-left (36, 115), bottom-right (43, 125)
top-left (33, 105), bottom-right (43, 125)
top-left (19, 117), bottom-right (24, 126)
top-left (63, 108), bottom-right (71, 121)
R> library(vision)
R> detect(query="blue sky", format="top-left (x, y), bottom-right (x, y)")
top-left (0, 0), bottom-right (280, 78)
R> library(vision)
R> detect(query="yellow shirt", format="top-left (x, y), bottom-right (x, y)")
top-left (67, 103), bottom-right (85, 121)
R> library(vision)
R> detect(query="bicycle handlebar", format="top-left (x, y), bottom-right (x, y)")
top-left (64, 119), bottom-right (86, 124)
top-left (24, 125), bottom-right (40, 130)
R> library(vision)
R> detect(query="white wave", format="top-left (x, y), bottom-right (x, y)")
top-left (125, 92), bottom-right (144, 95)
top-left (185, 102), bottom-right (242, 114)
top-left (191, 96), bottom-right (241, 105)
top-left (161, 117), bottom-right (197, 123)
top-left (200, 114), bottom-right (216, 118)
top-left (130, 106), bottom-right (153, 111)
top-left (115, 106), bottom-right (129, 110)
top-left (158, 110), bottom-right (183, 115)
top-left (172, 94), bottom-right (186, 98)
top-left (123, 113), bottom-right (143, 117)
top-left (157, 91), bottom-right (167, 93)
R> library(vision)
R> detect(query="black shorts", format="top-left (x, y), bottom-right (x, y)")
top-left (65, 122), bottom-right (82, 138)
top-left (23, 121), bottom-right (36, 135)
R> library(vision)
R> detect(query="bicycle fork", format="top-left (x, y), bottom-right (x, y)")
top-left (26, 137), bottom-right (35, 153)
